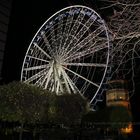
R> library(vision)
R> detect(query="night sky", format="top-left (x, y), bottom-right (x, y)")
top-left (1, 0), bottom-right (140, 131)
top-left (2, 0), bottom-right (100, 82)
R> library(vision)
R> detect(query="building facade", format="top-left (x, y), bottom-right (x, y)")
top-left (0, 0), bottom-right (12, 81)
top-left (106, 80), bottom-right (130, 108)
top-left (106, 80), bottom-right (133, 134)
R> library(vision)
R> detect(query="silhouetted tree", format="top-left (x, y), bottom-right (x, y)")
top-left (0, 81), bottom-right (89, 139)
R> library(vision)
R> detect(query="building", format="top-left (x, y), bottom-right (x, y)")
top-left (0, 0), bottom-right (13, 82)
top-left (106, 80), bottom-right (130, 108)
top-left (106, 80), bottom-right (133, 134)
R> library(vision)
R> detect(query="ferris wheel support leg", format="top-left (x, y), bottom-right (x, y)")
top-left (60, 66), bottom-right (74, 94)
top-left (53, 65), bottom-right (64, 94)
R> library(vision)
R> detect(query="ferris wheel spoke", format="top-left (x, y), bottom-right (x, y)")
top-left (62, 13), bottom-right (98, 54)
top-left (64, 41), bottom-right (108, 62)
top-left (75, 14), bottom-right (97, 40)
top-left (42, 66), bottom-right (53, 89)
top-left (55, 67), bottom-right (64, 93)
top-left (63, 66), bottom-right (99, 88)
top-left (64, 13), bottom-right (74, 34)
top-left (57, 18), bottom-right (63, 36)
top-left (33, 42), bottom-right (51, 59)
top-left (60, 12), bottom-right (76, 54)
top-left (42, 33), bottom-right (54, 56)
top-left (61, 71), bottom-right (71, 94)
top-left (24, 69), bottom-right (47, 83)
top-left (69, 8), bottom-right (85, 36)
top-left (49, 25), bottom-right (56, 41)
top-left (60, 66), bottom-right (75, 93)
top-left (56, 18), bottom-right (64, 55)
top-left (69, 16), bottom-right (96, 48)
top-left (23, 64), bottom-right (47, 71)
top-left (46, 31), bottom-right (62, 46)
top-left (61, 66), bottom-right (80, 94)
top-left (55, 67), bottom-right (64, 94)
top-left (72, 25), bottom-right (104, 51)
top-left (76, 25), bottom-right (104, 46)
top-left (50, 28), bottom-right (58, 55)
top-left (53, 35), bottom-right (65, 56)
top-left (27, 55), bottom-right (49, 63)
top-left (60, 22), bottom-right (73, 54)
top-left (62, 62), bottom-right (107, 67)
top-left (60, 16), bottom-right (74, 52)
top-left (35, 75), bottom-right (46, 86)
top-left (63, 13), bottom-right (97, 55)
top-left (62, 25), bottom-right (105, 59)
top-left (50, 27), bottom-right (63, 56)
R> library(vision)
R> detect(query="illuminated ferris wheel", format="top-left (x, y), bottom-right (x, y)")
top-left (21, 5), bottom-right (110, 104)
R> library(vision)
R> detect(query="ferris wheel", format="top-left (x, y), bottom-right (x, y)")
top-left (21, 5), bottom-right (110, 104)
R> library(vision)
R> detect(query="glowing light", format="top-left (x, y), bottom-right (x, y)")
top-left (121, 123), bottom-right (133, 134)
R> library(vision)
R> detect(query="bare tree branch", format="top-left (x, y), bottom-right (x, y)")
top-left (97, 0), bottom-right (140, 97)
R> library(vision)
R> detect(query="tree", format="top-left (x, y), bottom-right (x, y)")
top-left (109, 106), bottom-right (133, 129)
top-left (46, 93), bottom-right (88, 127)
top-left (0, 81), bottom-right (49, 139)
top-left (0, 81), bottom-right (89, 139)
top-left (0, 81), bottom-right (48, 123)
top-left (82, 105), bottom-right (132, 140)
top-left (82, 107), bottom-right (112, 130)
top-left (98, 0), bottom-right (140, 96)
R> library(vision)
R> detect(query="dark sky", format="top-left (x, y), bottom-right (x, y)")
top-left (1, 0), bottom-right (140, 129)
top-left (2, 0), bottom-right (69, 82)
top-left (2, 0), bottom-right (99, 82)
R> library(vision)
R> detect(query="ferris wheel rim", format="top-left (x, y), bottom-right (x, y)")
top-left (21, 5), bottom-right (110, 105)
